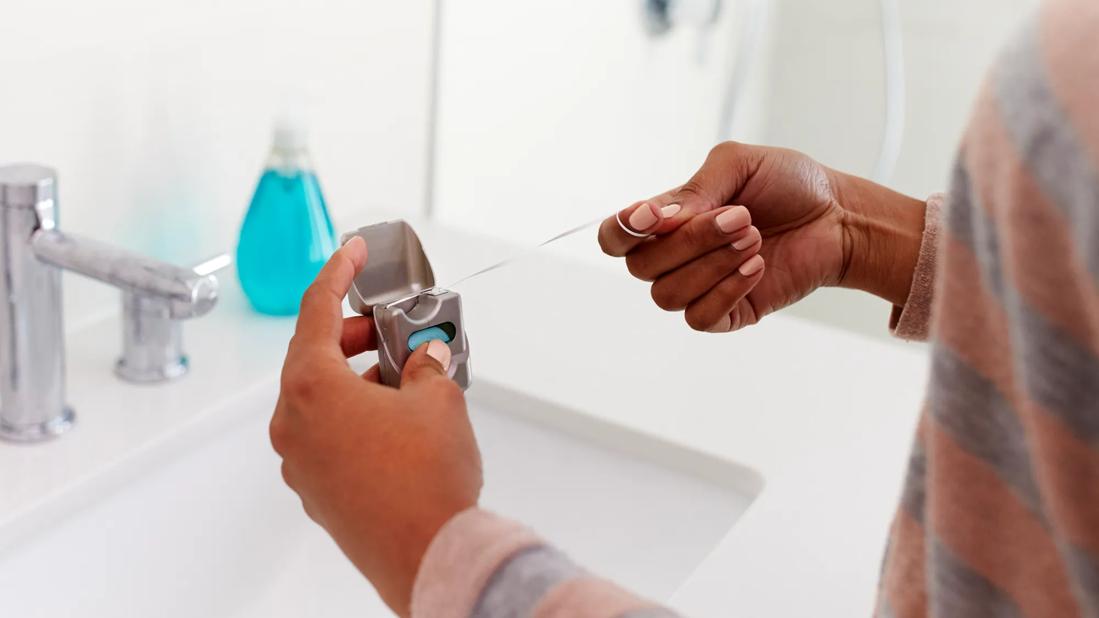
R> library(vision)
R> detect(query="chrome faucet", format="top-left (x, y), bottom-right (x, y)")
top-left (0, 164), bottom-right (221, 443)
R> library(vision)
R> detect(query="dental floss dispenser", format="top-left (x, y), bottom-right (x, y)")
top-left (342, 221), bottom-right (471, 390)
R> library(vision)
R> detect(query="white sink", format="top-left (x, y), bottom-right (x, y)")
top-left (0, 380), bottom-right (758, 617)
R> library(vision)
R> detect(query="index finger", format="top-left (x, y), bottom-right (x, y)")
top-left (601, 142), bottom-right (765, 258)
top-left (291, 235), bottom-right (368, 355)
top-left (598, 193), bottom-right (684, 257)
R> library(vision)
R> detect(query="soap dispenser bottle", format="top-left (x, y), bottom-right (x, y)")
top-left (237, 116), bottom-right (337, 315)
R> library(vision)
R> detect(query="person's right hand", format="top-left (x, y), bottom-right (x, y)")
top-left (270, 236), bottom-right (482, 618)
top-left (598, 142), bottom-right (926, 332)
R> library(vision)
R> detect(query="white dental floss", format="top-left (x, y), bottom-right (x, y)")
top-left (446, 217), bottom-right (605, 289)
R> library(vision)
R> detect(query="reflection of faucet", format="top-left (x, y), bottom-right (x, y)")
top-left (0, 164), bottom-right (222, 442)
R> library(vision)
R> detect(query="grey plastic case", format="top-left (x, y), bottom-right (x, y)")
top-left (341, 220), bottom-right (472, 390)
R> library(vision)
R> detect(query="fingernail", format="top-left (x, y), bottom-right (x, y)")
top-left (426, 339), bottom-right (451, 371)
top-left (628, 203), bottom-right (659, 231)
top-left (715, 206), bottom-right (750, 234)
top-left (732, 227), bottom-right (758, 251)
top-left (660, 203), bottom-right (682, 218)
top-left (738, 254), bottom-right (765, 276)
top-left (342, 235), bottom-right (365, 250)
top-left (707, 315), bottom-right (732, 333)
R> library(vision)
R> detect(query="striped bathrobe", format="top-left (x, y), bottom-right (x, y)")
top-left (411, 0), bottom-right (1099, 615)
top-left (880, 0), bottom-right (1099, 616)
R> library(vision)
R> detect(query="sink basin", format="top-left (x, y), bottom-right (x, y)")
top-left (0, 380), bottom-right (757, 617)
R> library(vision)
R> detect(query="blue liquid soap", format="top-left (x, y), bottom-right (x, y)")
top-left (237, 120), bottom-right (336, 315)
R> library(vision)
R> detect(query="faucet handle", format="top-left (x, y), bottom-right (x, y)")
top-left (0, 164), bottom-right (56, 214)
top-left (115, 253), bottom-right (231, 384)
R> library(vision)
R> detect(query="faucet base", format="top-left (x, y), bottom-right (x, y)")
top-left (0, 407), bottom-right (75, 443)
top-left (115, 356), bottom-right (189, 384)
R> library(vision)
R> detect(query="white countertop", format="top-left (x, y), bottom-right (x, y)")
top-left (0, 217), bottom-right (929, 617)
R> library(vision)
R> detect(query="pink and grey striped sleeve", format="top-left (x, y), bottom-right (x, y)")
top-left (878, 0), bottom-right (1099, 616)
top-left (411, 508), bottom-right (677, 618)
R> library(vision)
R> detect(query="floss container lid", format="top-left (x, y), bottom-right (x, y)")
top-left (341, 220), bottom-right (436, 314)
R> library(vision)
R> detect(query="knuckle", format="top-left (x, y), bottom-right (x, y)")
top-left (300, 497), bottom-right (320, 524)
top-left (684, 308), bottom-right (713, 332)
top-left (269, 416), bottom-right (290, 454)
top-left (707, 142), bottom-right (729, 159)
top-left (676, 181), bottom-right (719, 212)
top-left (279, 460), bottom-right (295, 488)
top-left (625, 255), bottom-right (654, 282)
top-left (298, 283), bottom-right (320, 310)
top-left (680, 218), bottom-right (709, 248)
top-left (734, 300), bottom-right (762, 330)
top-left (714, 273), bottom-right (743, 298)
top-left (728, 308), bottom-right (744, 333)
top-left (708, 140), bottom-right (742, 159)
top-left (597, 220), bottom-right (621, 256)
top-left (650, 281), bottom-right (683, 311)
top-left (434, 378), bottom-right (466, 406)
top-left (284, 335), bottom-right (300, 357)
top-left (282, 369), bottom-right (321, 402)
top-left (597, 233), bottom-right (613, 256)
top-left (676, 179), bottom-right (706, 202)
top-left (421, 376), bottom-right (466, 410)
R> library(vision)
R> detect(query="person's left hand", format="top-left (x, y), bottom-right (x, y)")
top-left (270, 236), bottom-right (483, 618)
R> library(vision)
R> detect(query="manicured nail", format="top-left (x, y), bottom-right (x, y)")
top-left (738, 254), bottom-right (765, 276)
top-left (426, 339), bottom-right (451, 371)
top-left (660, 203), bottom-right (682, 218)
top-left (715, 206), bottom-right (750, 234)
top-left (707, 315), bottom-right (732, 333)
top-left (732, 227), bottom-right (758, 251)
top-left (628, 203), bottom-right (659, 231)
top-left (341, 235), bottom-right (366, 262)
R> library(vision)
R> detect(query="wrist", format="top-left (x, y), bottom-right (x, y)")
top-left (831, 171), bottom-right (927, 307)
top-left (387, 499), bottom-right (478, 618)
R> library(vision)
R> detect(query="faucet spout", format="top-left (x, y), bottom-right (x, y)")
top-left (31, 230), bottom-right (218, 319)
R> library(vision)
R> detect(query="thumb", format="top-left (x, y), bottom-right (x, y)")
top-left (401, 339), bottom-right (452, 387)
top-left (672, 141), bottom-right (763, 217)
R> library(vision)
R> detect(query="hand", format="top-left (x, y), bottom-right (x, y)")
top-left (598, 141), bottom-right (926, 332)
top-left (270, 236), bottom-right (482, 618)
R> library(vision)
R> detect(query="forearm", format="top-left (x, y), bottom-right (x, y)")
top-left (830, 170), bottom-right (928, 307)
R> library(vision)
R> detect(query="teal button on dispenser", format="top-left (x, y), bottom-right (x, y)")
top-left (407, 323), bottom-right (457, 351)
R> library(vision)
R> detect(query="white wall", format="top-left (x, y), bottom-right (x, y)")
top-left (0, 0), bottom-right (434, 328)
top-left (761, 0), bottom-right (1038, 338)
top-left (432, 0), bottom-right (769, 243)
top-left (433, 0), bottom-right (1037, 341)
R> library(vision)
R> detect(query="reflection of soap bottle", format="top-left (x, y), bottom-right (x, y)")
top-left (237, 116), bottom-right (336, 315)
